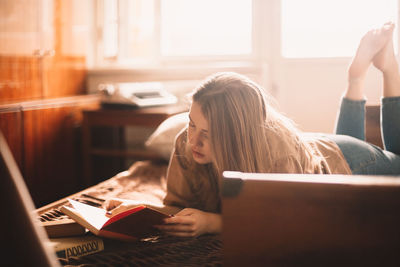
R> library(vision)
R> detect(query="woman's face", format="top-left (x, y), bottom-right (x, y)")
top-left (188, 101), bottom-right (212, 164)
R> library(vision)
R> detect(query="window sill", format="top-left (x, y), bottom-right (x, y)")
top-left (88, 61), bottom-right (262, 78)
top-left (86, 61), bottom-right (267, 94)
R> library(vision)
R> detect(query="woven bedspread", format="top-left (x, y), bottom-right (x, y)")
top-left (46, 160), bottom-right (222, 266)
top-left (85, 160), bottom-right (169, 205)
top-left (59, 234), bottom-right (222, 266)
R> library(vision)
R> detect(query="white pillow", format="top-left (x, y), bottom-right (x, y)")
top-left (145, 112), bottom-right (189, 160)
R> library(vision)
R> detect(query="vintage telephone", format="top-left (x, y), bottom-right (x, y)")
top-left (99, 82), bottom-right (177, 107)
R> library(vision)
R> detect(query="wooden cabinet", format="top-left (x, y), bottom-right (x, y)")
top-left (0, 0), bottom-right (95, 206)
top-left (0, 106), bottom-right (23, 169)
top-left (23, 97), bottom-right (100, 205)
top-left (0, 0), bottom-right (50, 102)
top-left (0, 96), bottom-right (100, 206)
top-left (0, 56), bottom-right (43, 102)
top-left (0, 0), bottom-right (90, 103)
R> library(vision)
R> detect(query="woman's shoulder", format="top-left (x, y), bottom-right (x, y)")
top-left (173, 127), bottom-right (193, 169)
top-left (174, 126), bottom-right (188, 152)
top-left (263, 126), bottom-right (299, 155)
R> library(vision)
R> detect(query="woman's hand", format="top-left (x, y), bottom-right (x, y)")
top-left (155, 208), bottom-right (222, 237)
top-left (102, 198), bottom-right (140, 217)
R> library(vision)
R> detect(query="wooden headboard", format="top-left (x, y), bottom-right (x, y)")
top-left (366, 105), bottom-right (382, 148)
top-left (222, 172), bottom-right (400, 266)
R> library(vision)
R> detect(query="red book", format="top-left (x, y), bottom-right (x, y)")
top-left (60, 199), bottom-right (172, 241)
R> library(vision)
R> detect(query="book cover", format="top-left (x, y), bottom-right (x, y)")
top-left (60, 199), bottom-right (171, 241)
top-left (46, 234), bottom-right (104, 259)
top-left (42, 218), bottom-right (86, 238)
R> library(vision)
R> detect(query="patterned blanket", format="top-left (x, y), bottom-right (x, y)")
top-left (38, 160), bottom-right (222, 266)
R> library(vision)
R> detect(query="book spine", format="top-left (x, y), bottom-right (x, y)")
top-left (55, 238), bottom-right (104, 259)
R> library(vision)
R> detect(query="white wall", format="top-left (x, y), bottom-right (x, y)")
top-left (271, 59), bottom-right (384, 134)
top-left (258, 0), bottom-right (396, 135)
top-left (86, 59), bottom-right (386, 136)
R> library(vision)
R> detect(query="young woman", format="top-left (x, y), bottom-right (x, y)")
top-left (156, 22), bottom-right (400, 237)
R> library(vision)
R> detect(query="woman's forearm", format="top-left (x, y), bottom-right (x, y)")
top-left (205, 212), bottom-right (222, 234)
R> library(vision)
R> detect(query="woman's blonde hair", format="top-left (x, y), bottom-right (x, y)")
top-left (191, 72), bottom-right (319, 175)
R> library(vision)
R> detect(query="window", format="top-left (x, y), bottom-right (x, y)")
top-left (102, 0), bottom-right (119, 59)
top-left (97, 0), bottom-right (253, 66)
top-left (96, 0), bottom-right (399, 67)
top-left (281, 0), bottom-right (398, 58)
top-left (160, 0), bottom-right (252, 57)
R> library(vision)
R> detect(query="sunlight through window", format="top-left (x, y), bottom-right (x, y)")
top-left (160, 0), bottom-right (252, 56)
top-left (103, 0), bottom-right (118, 59)
top-left (281, 0), bottom-right (398, 58)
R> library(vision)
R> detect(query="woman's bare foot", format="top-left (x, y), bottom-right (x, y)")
top-left (372, 24), bottom-right (398, 73)
top-left (345, 22), bottom-right (395, 100)
top-left (348, 22), bottom-right (395, 80)
top-left (372, 24), bottom-right (400, 98)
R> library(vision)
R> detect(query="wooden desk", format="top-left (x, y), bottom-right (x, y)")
top-left (82, 104), bottom-right (188, 186)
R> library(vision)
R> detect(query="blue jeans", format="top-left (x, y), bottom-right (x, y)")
top-left (327, 97), bottom-right (400, 175)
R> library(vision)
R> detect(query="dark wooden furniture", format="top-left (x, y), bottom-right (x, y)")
top-left (366, 105), bottom-right (383, 148)
top-left (35, 160), bottom-right (221, 265)
top-left (82, 104), bottom-right (188, 186)
top-left (222, 173), bottom-right (400, 266)
top-left (0, 1), bottom-right (94, 207)
top-left (0, 96), bottom-right (100, 206)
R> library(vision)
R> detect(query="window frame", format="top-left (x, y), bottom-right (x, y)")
top-left (92, 0), bottom-right (263, 69)
top-left (89, 0), bottom-right (400, 97)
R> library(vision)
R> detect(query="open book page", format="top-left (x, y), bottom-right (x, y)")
top-left (105, 198), bottom-right (182, 216)
top-left (66, 199), bottom-right (109, 230)
top-left (61, 199), bottom-right (180, 240)
top-left (150, 205), bottom-right (181, 215)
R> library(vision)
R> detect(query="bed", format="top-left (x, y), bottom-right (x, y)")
top-left (37, 160), bottom-right (222, 266)
top-left (35, 105), bottom-right (385, 266)
top-left (36, 111), bottom-right (222, 266)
